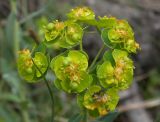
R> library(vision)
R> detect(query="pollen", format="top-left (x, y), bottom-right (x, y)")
top-left (116, 29), bottom-right (127, 36)
top-left (68, 27), bottom-right (75, 34)
top-left (114, 67), bottom-right (123, 80)
top-left (93, 93), bottom-right (108, 104)
top-left (19, 49), bottom-right (30, 55)
top-left (135, 42), bottom-right (140, 49)
top-left (117, 59), bottom-right (125, 68)
top-left (65, 63), bottom-right (80, 82)
top-left (26, 58), bottom-right (33, 67)
top-left (70, 74), bottom-right (80, 83)
top-left (99, 108), bottom-right (107, 116)
top-left (54, 21), bottom-right (65, 30)
top-left (76, 8), bottom-right (84, 17)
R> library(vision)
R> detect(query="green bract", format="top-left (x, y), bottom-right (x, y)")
top-left (51, 50), bottom-right (92, 93)
top-left (98, 16), bottom-right (117, 28)
top-left (33, 52), bottom-right (48, 78)
top-left (101, 19), bottom-right (140, 53)
top-left (97, 49), bottom-right (133, 90)
top-left (44, 21), bottom-right (83, 48)
top-left (44, 20), bottom-right (65, 43)
top-left (18, 49), bottom-right (48, 82)
top-left (18, 49), bottom-right (35, 81)
top-left (80, 85), bottom-right (119, 116)
top-left (67, 7), bottom-right (95, 20)
top-left (61, 22), bottom-right (83, 48)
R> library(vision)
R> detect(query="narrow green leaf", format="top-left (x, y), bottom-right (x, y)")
top-left (103, 51), bottom-right (115, 65)
top-left (94, 111), bottom-right (119, 122)
top-left (32, 42), bottom-right (47, 55)
top-left (101, 29), bottom-right (112, 48)
top-left (0, 93), bottom-right (21, 103)
top-left (5, 10), bottom-right (21, 60)
top-left (68, 114), bottom-right (83, 122)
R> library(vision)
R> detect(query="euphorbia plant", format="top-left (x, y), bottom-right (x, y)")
top-left (17, 6), bottom-right (140, 122)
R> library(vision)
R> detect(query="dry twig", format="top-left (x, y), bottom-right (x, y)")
top-left (118, 98), bottom-right (160, 112)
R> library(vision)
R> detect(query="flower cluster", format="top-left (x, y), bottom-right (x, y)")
top-left (18, 49), bottom-right (48, 82)
top-left (97, 49), bottom-right (133, 90)
top-left (101, 17), bottom-right (140, 53)
top-left (17, 6), bottom-right (140, 118)
top-left (50, 50), bottom-right (92, 93)
top-left (78, 85), bottom-right (119, 116)
top-left (67, 6), bottom-right (95, 20)
top-left (44, 21), bottom-right (83, 48)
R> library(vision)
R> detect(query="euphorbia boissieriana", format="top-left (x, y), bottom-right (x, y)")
top-left (17, 6), bottom-right (140, 120)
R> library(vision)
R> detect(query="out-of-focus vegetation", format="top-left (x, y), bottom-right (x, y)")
top-left (0, 1), bottom-right (80, 122)
top-left (0, 0), bottom-right (160, 122)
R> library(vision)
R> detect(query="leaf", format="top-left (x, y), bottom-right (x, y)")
top-left (68, 50), bottom-right (88, 71)
top-left (75, 72), bottom-right (93, 93)
top-left (101, 29), bottom-right (112, 48)
top-left (54, 78), bottom-right (62, 90)
top-left (0, 93), bottom-right (21, 103)
top-left (0, 107), bottom-right (18, 122)
top-left (94, 111), bottom-right (119, 122)
top-left (77, 92), bottom-right (85, 108)
top-left (2, 70), bottom-right (21, 93)
top-left (79, 19), bottom-right (98, 26)
top-left (112, 49), bottom-right (128, 62)
top-left (68, 113), bottom-right (83, 122)
top-left (5, 0), bottom-right (22, 60)
top-left (50, 55), bottom-right (65, 80)
top-left (33, 52), bottom-right (48, 78)
top-left (32, 42), bottom-right (47, 55)
top-left (103, 51), bottom-right (115, 65)
top-left (97, 61), bottom-right (114, 79)
top-left (65, 22), bottom-right (83, 45)
top-left (84, 85), bottom-right (101, 97)
top-left (5, 11), bottom-right (21, 59)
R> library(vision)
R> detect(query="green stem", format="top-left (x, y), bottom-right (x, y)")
top-left (88, 44), bottom-right (105, 72)
top-left (83, 108), bottom-right (88, 122)
top-left (31, 59), bottom-right (54, 122)
top-left (80, 40), bottom-right (83, 51)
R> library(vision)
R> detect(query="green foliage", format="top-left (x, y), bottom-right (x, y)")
top-left (68, 113), bottom-right (84, 122)
top-left (17, 5), bottom-right (140, 121)
top-left (95, 111), bottom-right (119, 122)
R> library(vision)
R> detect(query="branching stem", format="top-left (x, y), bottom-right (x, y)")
top-left (88, 44), bottom-right (105, 72)
top-left (83, 108), bottom-right (88, 122)
top-left (80, 40), bottom-right (83, 51)
top-left (31, 59), bottom-right (54, 122)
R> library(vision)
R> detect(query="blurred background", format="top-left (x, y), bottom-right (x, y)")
top-left (0, 0), bottom-right (160, 122)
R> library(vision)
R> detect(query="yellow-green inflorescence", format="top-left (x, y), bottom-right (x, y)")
top-left (67, 6), bottom-right (95, 20)
top-left (101, 17), bottom-right (140, 53)
top-left (78, 85), bottom-right (119, 116)
top-left (18, 49), bottom-right (48, 82)
top-left (44, 20), bottom-right (83, 48)
top-left (97, 49), bottom-right (134, 90)
top-left (17, 6), bottom-right (140, 118)
top-left (50, 50), bottom-right (92, 93)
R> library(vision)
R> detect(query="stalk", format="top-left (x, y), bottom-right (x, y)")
top-left (31, 59), bottom-right (54, 122)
